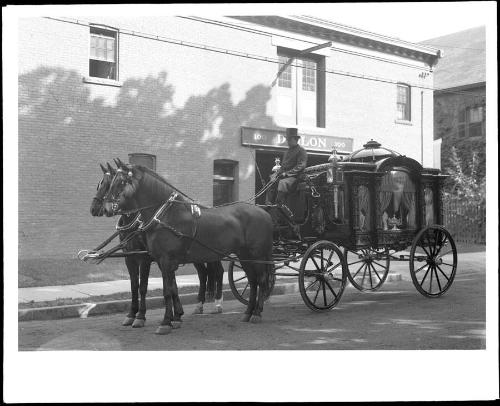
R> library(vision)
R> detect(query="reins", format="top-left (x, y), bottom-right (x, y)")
top-left (83, 164), bottom-right (282, 265)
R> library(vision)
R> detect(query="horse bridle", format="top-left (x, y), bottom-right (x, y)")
top-left (103, 168), bottom-right (133, 213)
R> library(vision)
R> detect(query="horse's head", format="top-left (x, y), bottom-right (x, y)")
top-left (103, 159), bottom-right (143, 217)
top-left (90, 163), bottom-right (116, 216)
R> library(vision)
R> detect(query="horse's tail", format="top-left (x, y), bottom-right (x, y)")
top-left (263, 262), bottom-right (276, 299)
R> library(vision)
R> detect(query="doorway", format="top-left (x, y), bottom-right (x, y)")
top-left (254, 149), bottom-right (329, 204)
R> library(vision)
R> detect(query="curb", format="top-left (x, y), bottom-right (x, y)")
top-left (18, 282), bottom-right (299, 322)
top-left (18, 273), bottom-right (403, 322)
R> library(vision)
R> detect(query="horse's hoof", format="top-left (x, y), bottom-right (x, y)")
top-left (132, 318), bottom-right (145, 328)
top-left (122, 317), bottom-right (135, 326)
top-left (241, 314), bottom-right (251, 322)
top-left (250, 315), bottom-right (262, 324)
top-left (211, 306), bottom-right (223, 314)
top-left (171, 320), bottom-right (182, 329)
top-left (155, 325), bottom-right (172, 335)
top-left (192, 307), bottom-right (203, 315)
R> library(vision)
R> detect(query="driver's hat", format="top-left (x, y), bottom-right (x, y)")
top-left (285, 127), bottom-right (300, 139)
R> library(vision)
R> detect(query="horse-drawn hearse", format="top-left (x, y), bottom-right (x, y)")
top-left (228, 139), bottom-right (457, 311)
top-left (80, 139), bottom-right (457, 333)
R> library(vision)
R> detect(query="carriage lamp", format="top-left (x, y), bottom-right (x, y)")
top-left (272, 157), bottom-right (281, 173)
top-left (327, 148), bottom-right (339, 184)
top-left (327, 148), bottom-right (340, 219)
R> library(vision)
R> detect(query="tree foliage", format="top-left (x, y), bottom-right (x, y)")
top-left (444, 146), bottom-right (486, 205)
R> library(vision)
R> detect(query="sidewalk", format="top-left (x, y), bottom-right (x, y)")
top-left (19, 251), bottom-right (486, 304)
top-left (18, 251), bottom-right (485, 321)
top-left (18, 271), bottom-right (245, 303)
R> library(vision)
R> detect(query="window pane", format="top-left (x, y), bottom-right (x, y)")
top-left (396, 85), bottom-right (410, 120)
top-left (302, 59), bottom-right (316, 92)
top-left (469, 107), bottom-right (483, 123)
top-left (278, 56), bottom-right (292, 88)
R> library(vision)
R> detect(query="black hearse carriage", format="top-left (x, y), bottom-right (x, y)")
top-left (229, 139), bottom-right (458, 311)
top-left (304, 140), bottom-right (456, 293)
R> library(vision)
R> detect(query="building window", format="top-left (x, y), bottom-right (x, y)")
top-left (89, 26), bottom-right (117, 80)
top-left (397, 84), bottom-right (411, 121)
top-left (302, 59), bottom-right (316, 92)
top-left (128, 153), bottom-right (156, 170)
top-left (276, 48), bottom-right (325, 128)
top-left (458, 105), bottom-right (485, 139)
top-left (278, 56), bottom-right (292, 88)
top-left (213, 160), bottom-right (238, 206)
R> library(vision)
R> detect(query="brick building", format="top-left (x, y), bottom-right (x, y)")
top-left (421, 26), bottom-right (486, 179)
top-left (18, 16), bottom-right (440, 267)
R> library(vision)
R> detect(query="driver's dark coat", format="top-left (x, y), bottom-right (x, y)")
top-left (281, 144), bottom-right (308, 177)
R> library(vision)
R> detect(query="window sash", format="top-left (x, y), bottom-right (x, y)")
top-left (302, 59), bottom-right (316, 92)
top-left (397, 85), bottom-right (410, 120)
top-left (90, 33), bottom-right (116, 62)
top-left (278, 56), bottom-right (292, 88)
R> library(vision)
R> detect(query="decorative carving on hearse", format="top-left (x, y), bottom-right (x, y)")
top-left (343, 170), bottom-right (378, 249)
top-left (420, 168), bottom-right (447, 227)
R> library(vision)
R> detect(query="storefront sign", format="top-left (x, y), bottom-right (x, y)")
top-left (241, 127), bottom-right (353, 153)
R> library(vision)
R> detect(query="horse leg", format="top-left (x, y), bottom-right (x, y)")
top-left (211, 262), bottom-right (224, 314)
top-left (193, 263), bottom-right (208, 314)
top-left (171, 276), bottom-right (184, 329)
top-left (123, 257), bottom-right (139, 326)
top-left (241, 264), bottom-right (257, 322)
top-left (132, 257), bottom-right (151, 328)
top-left (155, 257), bottom-right (178, 335)
top-left (250, 264), bottom-right (268, 324)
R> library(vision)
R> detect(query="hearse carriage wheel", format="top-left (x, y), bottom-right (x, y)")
top-left (409, 225), bottom-right (457, 298)
top-left (298, 240), bottom-right (347, 312)
top-left (344, 247), bottom-right (390, 291)
top-left (228, 261), bottom-right (275, 305)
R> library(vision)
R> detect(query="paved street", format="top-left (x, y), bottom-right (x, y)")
top-left (19, 253), bottom-right (485, 350)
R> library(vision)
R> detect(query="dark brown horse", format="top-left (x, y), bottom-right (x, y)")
top-left (103, 162), bottom-right (274, 334)
top-left (91, 163), bottom-right (225, 326)
top-left (91, 163), bottom-right (152, 328)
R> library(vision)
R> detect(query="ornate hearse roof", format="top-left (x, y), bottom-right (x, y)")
top-left (344, 140), bottom-right (401, 163)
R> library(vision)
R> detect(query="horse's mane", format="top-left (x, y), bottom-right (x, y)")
top-left (134, 165), bottom-right (207, 207)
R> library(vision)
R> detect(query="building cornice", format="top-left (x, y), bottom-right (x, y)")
top-left (230, 15), bottom-right (441, 67)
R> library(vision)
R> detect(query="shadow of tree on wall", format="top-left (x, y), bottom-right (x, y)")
top-left (18, 66), bottom-right (276, 286)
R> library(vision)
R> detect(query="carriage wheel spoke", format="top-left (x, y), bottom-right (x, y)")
top-left (372, 260), bottom-right (388, 271)
top-left (441, 262), bottom-right (455, 267)
top-left (347, 259), bottom-right (365, 266)
top-left (368, 263), bottom-right (374, 288)
top-left (310, 256), bottom-right (322, 272)
top-left (434, 232), bottom-right (447, 258)
top-left (434, 266), bottom-right (442, 291)
top-left (360, 264), bottom-right (368, 287)
top-left (414, 263), bottom-right (428, 274)
top-left (429, 266), bottom-right (434, 293)
top-left (352, 262), bottom-right (365, 279)
top-left (437, 250), bottom-right (453, 260)
top-left (322, 281), bottom-right (328, 306)
top-left (369, 263), bottom-right (382, 282)
top-left (436, 264), bottom-right (450, 282)
top-left (420, 243), bottom-right (432, 259)
top-left (320, 249), bottom-right (325, 271)
top-left (324, 278), bottom-right (338, 299)
top-left (326, 249), bottom-right (334, 267)
top-left (420, 265), bottom-right (431, 286)
top-left (241, 283), bottom-right (249, 297)
top-left (331, 277), bottom-right (343, 282)
top-left (233, 263), bottom-right (244, 270)
top-left (313, 283), bottom-right (321, 304)
top-left (305, 279), bottom-right (320, 291)
top-left (233, 275), bottom-right (247, 283)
